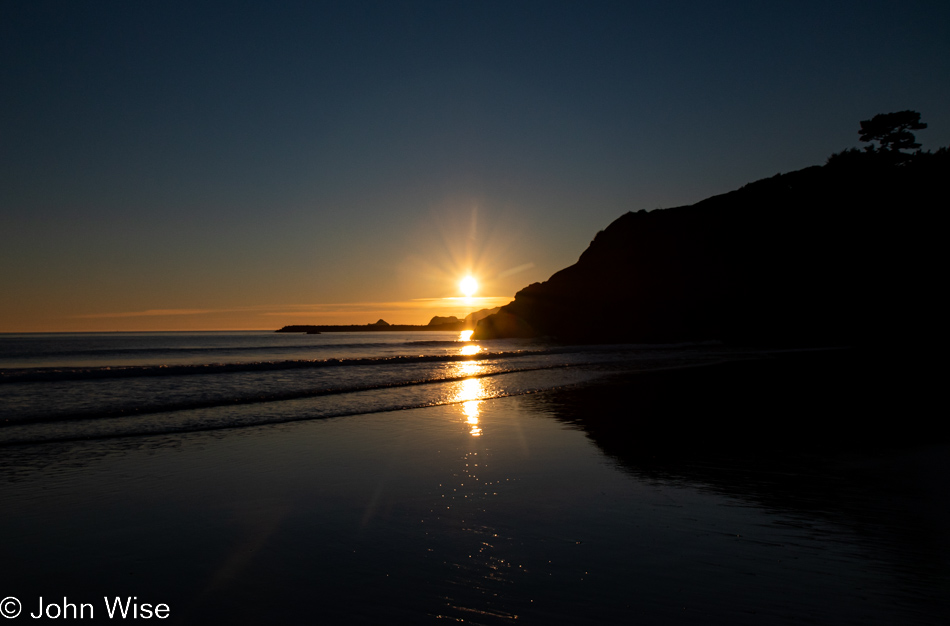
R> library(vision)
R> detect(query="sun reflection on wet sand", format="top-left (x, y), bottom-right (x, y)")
top-left (462, 400), bottom-right (482, 436)
top-left (438, 363), bottom-right (522, 621)
top-left (453, 364), bottom-right (486, 436)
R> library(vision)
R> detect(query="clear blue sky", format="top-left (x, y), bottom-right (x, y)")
top-left (2, 0), bottom-right (948, 330)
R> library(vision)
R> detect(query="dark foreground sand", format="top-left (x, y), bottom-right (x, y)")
top-left (1, 348), bottom-right (946, 624)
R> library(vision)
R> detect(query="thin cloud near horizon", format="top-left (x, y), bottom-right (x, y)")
top-left (74, 297), bottom-right (512, 320)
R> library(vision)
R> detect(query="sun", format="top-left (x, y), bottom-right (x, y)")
top-left (460, 276), bottom-right (478, 297)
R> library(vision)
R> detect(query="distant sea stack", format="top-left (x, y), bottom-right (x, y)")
top-left (474, 150), bottom-right (946, 345)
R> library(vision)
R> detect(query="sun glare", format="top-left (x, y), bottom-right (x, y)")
top-left (460, 276), bottom-right (478, 297)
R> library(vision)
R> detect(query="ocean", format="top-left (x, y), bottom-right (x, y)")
top-left (0, 330), bottom-right (743, 445)
top-left (1, 332), bottom-right (947, 624)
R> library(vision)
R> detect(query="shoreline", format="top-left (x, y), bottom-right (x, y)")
top-left (2, 345), bottom-right (932, 451)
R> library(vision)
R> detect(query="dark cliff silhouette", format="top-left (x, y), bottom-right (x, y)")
top-left (474, 144), bottom-right (947, 345)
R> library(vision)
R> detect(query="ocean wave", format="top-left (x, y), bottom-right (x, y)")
top-left (0, 363), bottom-right (574, 428)
top-left (0, 339), bottom-right (481, 369)
top-left (0, 350), bottom-right (548, 384)
top-left (0, 364), bottom-right (596, 446)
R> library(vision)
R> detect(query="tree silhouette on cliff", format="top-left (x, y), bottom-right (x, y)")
top-left (858, 110), bottom-right (927, 153)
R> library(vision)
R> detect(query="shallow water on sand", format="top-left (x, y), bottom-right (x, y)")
top-left (0, 331), bottom-right (749, 444)
top-left (2, 389), bottom-right (946, 624)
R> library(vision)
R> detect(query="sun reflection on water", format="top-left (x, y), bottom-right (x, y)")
top-left (458, 377), bottom-right (483, 405)
top-left (456, 360), bottom-right (481, 379)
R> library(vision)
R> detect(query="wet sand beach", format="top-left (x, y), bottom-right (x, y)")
top-left (1, 349), bottom-right (946, 624)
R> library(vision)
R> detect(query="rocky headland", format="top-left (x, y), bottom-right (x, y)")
top-left (474, 148), bottom-right (946, 345)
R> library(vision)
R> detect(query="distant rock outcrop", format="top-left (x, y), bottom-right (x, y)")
top-left (426, 309), bottom-right (501, 328)
top-left (372, 319), bottom-right (389, 326)
top-left (474, 150), bottom-right (946, 345)
top-left (428, 315), bottom-right (461, 326)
